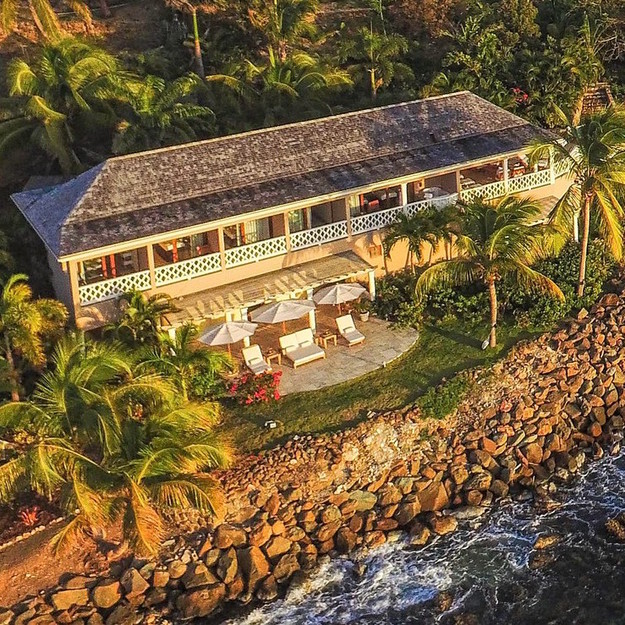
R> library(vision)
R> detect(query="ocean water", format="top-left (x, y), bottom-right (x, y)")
top-left (226, 450), bottom-right (625, 624)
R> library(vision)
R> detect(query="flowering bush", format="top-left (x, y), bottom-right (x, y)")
top-left (228, 371), bottom-right (282, 405)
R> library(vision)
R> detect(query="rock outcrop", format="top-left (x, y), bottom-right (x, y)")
top-left (5, 292), bottom-right (625, 623)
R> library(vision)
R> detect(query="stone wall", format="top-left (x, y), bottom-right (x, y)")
top-left (3, 292), bottom-right (625, 625)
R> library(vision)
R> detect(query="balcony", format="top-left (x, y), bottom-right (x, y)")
top-left (77, 163), bottom-right (562, 307)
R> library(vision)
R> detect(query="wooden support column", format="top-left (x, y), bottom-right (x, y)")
top-left (549, 147), bottom-right (556, 184)
top-left (306, 288), bottom-right (316, 332)
top-left (400, 182), bottom-right (408, 210)
top-left (503, 158), bottom-right (510, 193)
top-left (345, 198), bottom-right (353, 239)
top-left (68, 261), bottom-right (82, 321)
top-left (218, 227), bottom-right (227, 271)
top-left (368, 269), bottom-right (376, 300)
top-left (455, 170), bottom-right (462, 195)
top-left (147, 244), bottom-right (156, 292)
top-left (283, 212), bottom-right (292, 251)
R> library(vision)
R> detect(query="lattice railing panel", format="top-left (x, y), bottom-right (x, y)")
top-left (155, 253), bottom-right (222, 286)
top-left (351, 207), bottom-right (400, 235)
top-left (554, 158), bottom-right (570, 178)
top-left (79, 270), bottom-right (151, 305)
top-left (460, 180), bottom-right (507, 202)
top-left (224, 236), bottom-right (287, 268)
top-left (290, 221), bottom-right (348, 250)
top-left (403, 194), bottom-right (458, 217)
top-left (508, 168), bottom-right (552, 194)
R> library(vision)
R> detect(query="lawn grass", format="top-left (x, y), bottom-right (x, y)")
top-left (220, 318), bottom-right (547, 453)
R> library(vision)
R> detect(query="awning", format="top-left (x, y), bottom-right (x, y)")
top-left (167, 251), bottom-right (374, 325)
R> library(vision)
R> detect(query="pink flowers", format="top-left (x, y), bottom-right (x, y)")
top-left (512, 87), bottom-right (529, 105)
top-left (229, 371), bottom-right (283, 405)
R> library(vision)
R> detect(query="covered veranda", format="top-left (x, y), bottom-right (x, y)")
top-left (162, 252), bottom-right (419, 394)
top-left (165, 251), bottom-right (376, 328)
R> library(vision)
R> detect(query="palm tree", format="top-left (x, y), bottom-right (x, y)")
top-left (528, 105), bottom-right (625, 297)
top-left (139, 324), bottom-right (233, 400)
top-left (0, 274), bottom-right (67, 401)
top-left (339, 26), bottom-right (412, 99)
top-left (383, 211), bottom-right (437, 272)
top-left (0, 39), bottom-right (127, 175)
top-left (112, 74), bottom-right (214, 154)
top-left (248, 0), bottom-right (319, 60)
top-left (416, 197), bottom-right (564, 348)
top-left (107, 290), bottom-right (178, 347)
top-left (164, 0), bottom-right (227, 76)
top-left (208, 50), bottom-right (351, 125)
top-left (0, 368), bottom-right (230, 555)
top-left (0, 0), bottom-right (93, 40)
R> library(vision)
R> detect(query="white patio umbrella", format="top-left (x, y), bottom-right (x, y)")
top-left (250, 299), bottom-right (316, 332)
top-left (313, 283), bottom-right (367, 309)
top-left (198, 321), bottom-right (257, 355)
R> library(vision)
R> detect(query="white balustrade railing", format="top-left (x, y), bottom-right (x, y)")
top-left (78, 270), bottom-right (152, 306)
top-left (351, 206), bottom-right (400, 235)
top-left (154, 252), bottom-right (222, 286)
top-left (404, 193), bottom-right (458, 217)
top-left (459, 179), bottom-right (507, 202)
top-left (224, 236), bottom-right (288, 268)
top-left (554, 158), bottom-right (570, 178)
top-left (290, 220), bottom-right (348, 250)
top-left (507, 167), bottom-right (552, 193)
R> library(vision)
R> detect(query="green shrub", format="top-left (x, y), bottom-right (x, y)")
top-left (415, 373), bottom-right (473, 420)
top-left (372, 270), bottom-right (424, 327)
top-left (503, 240), bottom-right (617, 326)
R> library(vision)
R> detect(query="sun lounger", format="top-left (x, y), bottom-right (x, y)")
top-left (279, 328), bottom-right (326, 368)
top-left (336, 314), bottom-right (365, 346)
top-left (242, 344), bottom-right (272, 375)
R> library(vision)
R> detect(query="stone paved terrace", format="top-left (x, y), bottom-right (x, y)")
top-left (273, 317), bottom-right (418, 395)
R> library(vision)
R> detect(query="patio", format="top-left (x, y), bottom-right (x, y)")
top-left (216, 309), bottom-right (419, 395)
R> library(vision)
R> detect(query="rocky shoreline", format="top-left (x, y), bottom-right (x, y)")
top-left (3, 292), bottom-right (625, 625)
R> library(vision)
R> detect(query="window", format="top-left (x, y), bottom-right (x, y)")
top-left (288, 209), bottom-right (307, 233)
top-left (153, 231), bottom-right (219, 266)
top-left (223, 217), bottom-right (274, 249)
top-left (353, 185), bottom-right (402, 216)
top-left (78, 248), bottom-right (148, 285)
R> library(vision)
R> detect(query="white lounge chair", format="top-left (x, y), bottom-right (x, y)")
top-left (336, 314), bottom-right (365, 346)
top-left (242, 344), bottom-right (272, 375)
top-left (279, 328), bottom-right (326, 368)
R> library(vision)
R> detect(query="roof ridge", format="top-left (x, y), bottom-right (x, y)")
top-left (71, 121), bottom-right (530, 225)
top-left (104, 91), bottom-right (475, 164)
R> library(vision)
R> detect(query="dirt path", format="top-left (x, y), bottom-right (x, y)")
top-left (0, 525), bottom-right (105, 607)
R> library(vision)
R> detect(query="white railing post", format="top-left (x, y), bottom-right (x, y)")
top-left (218, 227), bottom-right (227, 272)
top-left (503, 158), bottom-right (509, 193)
top-left (549, 147), bottom-right (556, 184)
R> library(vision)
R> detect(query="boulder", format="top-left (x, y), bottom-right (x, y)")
top-left (238, 546), bottom-right (270, 592)
top-left (214, 524), bottom-right (247, 549)
top-left (315, 520), bottom-right (342, 543)
top-left (105, 602), bottom-right (134, 625)
top-left (50, 589), bottom-right (89, 611)
top-left (273, 553), bottom-right (300, 581)
top-left (256, 575), bottom-right (278, 602)
top-left (429, 515), bottom-right (458, 535)
top-left (176, 584), bottom-right (226, 619)
top-left (249, 522), bottom-right (273, 547)
top-left (335, 527), bottom-right (358, 553)
top-left (523, 442), bottom-right (543, 465)
top-left (394, 501), bottom-right (421, 526)
top-left (181, 562), bottom-right (219, 589)
top-left (320, 505), bottom-right (342, 524)
top-left (152, 569), bottom-right (169, 588)
top-left (167, 560), bottom-right (187, 580)
top-left (120, 568), bottom-right (149, 597)
top-left (264, 536), bottom-right (292, 561)
top-left (0, 610), bottom-right (13, 625)
top-left (417, 482), bottom-right (450, 512)
top-left (408, 522), bottom-right (431, 546)
top-left (216, 548), bottom-right (238, 584)
top-left (348, 490), bottom-right (377, 511)
top-left (92, 580), bottom-right (122, 609)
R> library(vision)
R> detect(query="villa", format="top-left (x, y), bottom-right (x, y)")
top-left (11, 91), bottom-right (570, 331)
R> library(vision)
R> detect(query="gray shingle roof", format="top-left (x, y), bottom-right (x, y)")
top-left (11, 91), bottom-right (551, 259)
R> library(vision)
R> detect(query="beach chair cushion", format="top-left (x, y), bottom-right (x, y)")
top-left (336, 314), bottom-right (365, 346)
